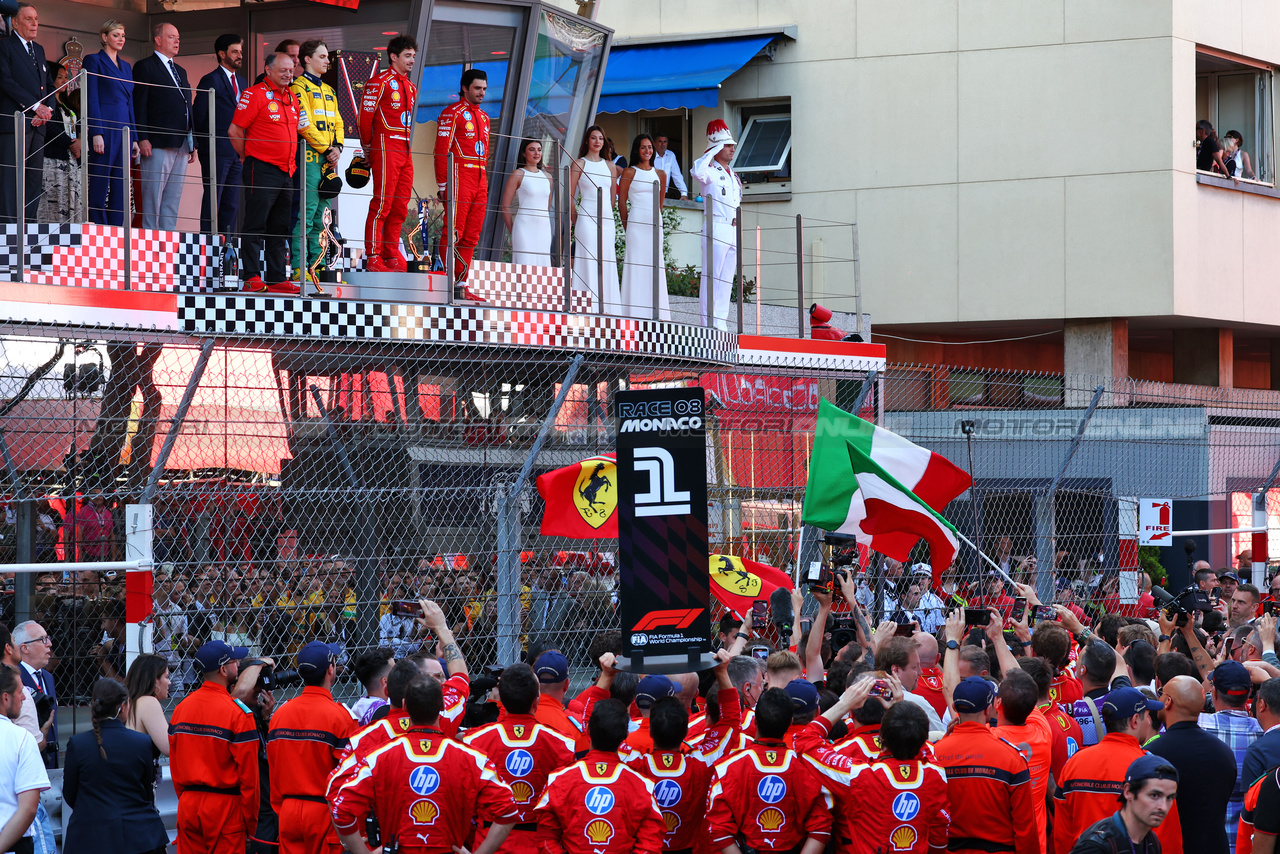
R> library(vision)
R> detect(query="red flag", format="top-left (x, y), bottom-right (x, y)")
top-left (708, 554), bottom-right (794, 616)
top-left (536, 454), bottom-right (617, 538)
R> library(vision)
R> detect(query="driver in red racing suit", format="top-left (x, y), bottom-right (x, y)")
top-left (434, 68), bottom-right (490, 301)
top-left (360, 34), bottom-right (418, 273)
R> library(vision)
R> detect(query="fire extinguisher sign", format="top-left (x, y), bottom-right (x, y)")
top-left (1139, 499), bottom-right (1173, 545)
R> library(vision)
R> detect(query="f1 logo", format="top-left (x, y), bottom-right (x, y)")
top-left (633, 447), bottom-right (690, 517)
top-left (632, 609), bottom-right (703, 631)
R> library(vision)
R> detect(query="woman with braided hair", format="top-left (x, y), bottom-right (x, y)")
top-left (62, 678), bottom-right (169, 854)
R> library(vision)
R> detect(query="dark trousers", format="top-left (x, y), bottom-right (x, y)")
top-left (242, 156), bottom-right (293, 283)
top-left (198, 147), bottom-right (242, 235)
top-left (0, 125), bottom-right (46, 223)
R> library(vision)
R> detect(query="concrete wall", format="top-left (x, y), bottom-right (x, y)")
top-left (552, 0), bottom-right (1280, 329)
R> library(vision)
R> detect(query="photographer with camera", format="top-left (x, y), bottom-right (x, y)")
top-left (169, 640), bottom-right (264, 854)
top-left (267, 641), bottom-right (356, 854)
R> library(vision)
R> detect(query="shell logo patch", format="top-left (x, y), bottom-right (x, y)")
top-left (584, 819), bottom-right (614, 844)
top-left (510, 781), bottom-right (535, 804)
top-left (409, 799), bottom-right (439, 825)
top-left (661, 810), bottom-right (680, 834)
top-left (392, 91), bottom-right (401, 102)
top-left (890, 824), bottom-right (917, 851)
top-left (267, 102), bottom-right (278, 112)
top-left (756, 807), bottom-right (785, 832)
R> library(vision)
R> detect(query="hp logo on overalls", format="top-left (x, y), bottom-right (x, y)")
top-left (409, 767), bottom-right (440, 796)
top-left (891, 792), bottom-right (920, 821)
top-left (654, 779), bottom-right (683, 808)
top-left (757, 775), bottom-right (787, 804)
top-left (585, 786), bottom-right (615, 815)
top-left (506, 750), bottom-right (535, 778)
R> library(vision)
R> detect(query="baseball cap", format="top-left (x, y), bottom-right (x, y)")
top-left (1219, 570), bottom-right (1240, 583)
top-left (1124, 754), bottom-right (1179, 786)
top-left (1101, 687), bottom-right (1162, 720)
top-left (534, 650), bottom-right (569, 684)
top-left (910, 563), bottom-right (932, 577)
top-left (194, 640), bottom-right (248, 673)
top-left (952, 676), bottom-right (996, 713)
top-left (785, 679), bottom-right (819, 715)
top-left (296, 641), bottom-right (340, 675)
top-left (1212, 660), bottom-right (1252, 695)
top-left (635, 675), bottom-right (676, 710)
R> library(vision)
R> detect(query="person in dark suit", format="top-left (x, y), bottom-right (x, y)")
top-left (13, 620), bottom-right (57, 770)
top-left (84, 19), bottom-right (138, 226)
top-left (0, 2), bottom-right (53, 224)
top-left (193, 33), bottom-right (245, 236)
top-left (62, 677), bottom-right (168, 854)
top-left (132, 21), bottom-right (192, 231)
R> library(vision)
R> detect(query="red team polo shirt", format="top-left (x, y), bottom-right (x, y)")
top-left (232, 81), bottom-right (299, 174)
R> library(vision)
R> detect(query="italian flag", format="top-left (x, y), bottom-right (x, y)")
top-left (803, 399), bottom-right (970, 579)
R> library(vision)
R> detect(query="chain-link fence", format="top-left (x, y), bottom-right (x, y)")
top-left (3, 325), bottom-right (1280, 723)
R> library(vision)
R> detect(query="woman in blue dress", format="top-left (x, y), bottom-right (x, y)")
top-left (84, 20), bottom-right (138, 226)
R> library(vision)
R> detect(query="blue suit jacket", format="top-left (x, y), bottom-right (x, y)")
top-left (84, 50), bottom-right (136, 142)
top-left (193, 66), bottom-right (246, 164)
top-left (132, 52), bottom-right (192, 149)
top-left (63, 720), bottom-right (169, 854)
top-left (0, 34), bottom-right (50, 134)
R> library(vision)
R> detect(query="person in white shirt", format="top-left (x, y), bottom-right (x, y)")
top-left (0, 664), bottom-right (51, 854)
top-left (652, 134), bottom-right (687, 200)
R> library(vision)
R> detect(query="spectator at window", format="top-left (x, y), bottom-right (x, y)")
top-left (1223, 131), bottom-right (1257, 181)
top-left (653, 134), bottom-right (687, 200)
top-left (124, 653), bottom-right (171, 756)
top-left (62, 677), bottom-right (168, 854)
top-left (1197, 120), bottom-right (1238, 184)
top-left (0, 663), bottom-right (49, 854)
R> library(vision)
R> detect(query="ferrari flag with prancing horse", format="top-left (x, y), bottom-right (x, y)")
top-left (708, 554), bottom-right (795, 616)
top-left (537, 453), bottom-right (619, 538)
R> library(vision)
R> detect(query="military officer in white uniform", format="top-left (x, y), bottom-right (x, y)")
top-left (691, 120), bottom-right (742, 330)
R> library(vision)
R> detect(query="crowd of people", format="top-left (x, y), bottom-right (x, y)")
top-left (1197, 119), bottom-right (1259, 182)
top-left (0, 546), bottom-right (1279, 854)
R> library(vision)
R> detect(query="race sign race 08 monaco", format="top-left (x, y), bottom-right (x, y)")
top-left (616, 387), bottom-right (715, 673)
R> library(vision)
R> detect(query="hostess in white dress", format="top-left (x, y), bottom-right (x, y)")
top-left (511, 168), bottom-right (552, 266)
top-left (572, 157), bottom-right (621, 314)
top-left (619, 166), bottom-right (670, 320)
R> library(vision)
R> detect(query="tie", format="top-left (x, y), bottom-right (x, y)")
top-left (25, 39), bottom-right (35, 66)
top-left (232, 74), bottom-right (240, 98)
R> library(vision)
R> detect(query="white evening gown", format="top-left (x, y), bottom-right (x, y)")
top-left (619, 166), bottom-right (670, 320)
top-left (511, 168), bottom-right (552, 266)
top-left (572, 157), bottom-right (621, 313)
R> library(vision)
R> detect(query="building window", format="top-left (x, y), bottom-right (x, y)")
top-left (1196, 50), bottom-right (1274, 184)
top-left (733, 102), bottom-right (791, 190)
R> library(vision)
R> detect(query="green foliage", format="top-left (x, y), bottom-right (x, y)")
top-left (665, 264), bottom-right (757, 302)
top-left (1138, 546), bottom-right (1167, 587)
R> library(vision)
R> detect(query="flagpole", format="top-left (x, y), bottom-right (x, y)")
top-left (954, 528), bottom-right (1015, 586)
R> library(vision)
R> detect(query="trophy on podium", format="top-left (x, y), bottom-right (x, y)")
top-left (405, 198), bottom-right (439, 274)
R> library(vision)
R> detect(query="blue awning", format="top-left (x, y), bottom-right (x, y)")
top-left (597, 35), bottom-right (773, 114)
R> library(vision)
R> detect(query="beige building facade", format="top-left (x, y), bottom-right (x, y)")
top-left (559, 0), bottom-right (1280, 388)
